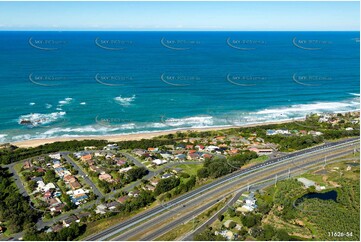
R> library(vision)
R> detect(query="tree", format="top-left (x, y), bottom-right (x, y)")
top-left (154, 177), bottom-right (180, 196)
top-left (43, 170), bottom-right (57, 183)
top-left (197, 168), bottom-right (209, 178)
top-left (126, 167), bottom-right (148, 182)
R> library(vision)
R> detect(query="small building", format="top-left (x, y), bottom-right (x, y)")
top-left (117, 196), bottom-right (129, 204)
top-left (152, 159), bottom-right (167, 165)
top-left (52, 224), bottom-right (63, 232)
top-left (95, 204), bottom-right (107, 214)
top-left (161, 173), bottom-right (173, 179)
top-left (224, 220), bottom-right (235, 229)
top-left (63, 175), bottom-right (76, 183)
top-left (69, 180), bottom-right (82, 190)
top-left (150, 178), bottom-right (160, 186)
top-left (106, 201), bottom-right (119, 210)
top-left (80, 154), bottom-right (92, 162)
top-left (23, 160), bottom-right (32, 169)
top-left (62, 215), bottom-right (78, 227)
top-left (99, 173), bottom-right (113, 183)
top-left (47, 198), bottom-right (62, 207)
top-left (144, 184), bottom-right (155, 191)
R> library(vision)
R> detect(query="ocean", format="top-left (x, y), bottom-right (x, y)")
top-left (0, 31), bottom-right (359, 143)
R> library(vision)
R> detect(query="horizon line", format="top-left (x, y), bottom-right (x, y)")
top-left (0, 30), bottom-right (360, 32)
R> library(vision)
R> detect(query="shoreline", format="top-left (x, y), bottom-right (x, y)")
top-left (10, 119), bottom-right (302, 148)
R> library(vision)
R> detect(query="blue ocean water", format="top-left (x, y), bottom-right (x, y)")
top-left (0, 31), bottom-right (359, 143)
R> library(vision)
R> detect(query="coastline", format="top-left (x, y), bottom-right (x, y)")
top-left (10, 119), bottom-right (302, 148)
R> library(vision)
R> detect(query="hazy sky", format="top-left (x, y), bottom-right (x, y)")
top-left (0, 1), bottom-right (359, 31)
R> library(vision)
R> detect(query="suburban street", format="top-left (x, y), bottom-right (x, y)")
top-left (86, 137), bottom-right (359, 241)
top-left (5, 163), bottom-right (28, 197)
top-left (61, 152), bottom-right (103, 198)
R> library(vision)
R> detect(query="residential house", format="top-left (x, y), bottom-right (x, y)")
top-left (106, 201), bottom-right (119, 210)
top-left (116, 159), bottom-right (127, 166)
top-left (23, 160), bottom-right (32, 169)
top-left (62, 215), bottom-right (78, 227)
top-left (95, 204), bottom-right (107, 214)
top-left (80, 154), bottom-right (92, 162)
top-left (103, 143), bottom-right (118, 150)
top-left (144, 184), bottom-right (155, 191)
top-left (99, 173), bottom-right (113, 183)
top-left (117, 196), bottom-right (129, 204)
top-left (133, 149), bottom-right (147, 157)
top-left (69, 180), bottom-right (82, 190)
top-left (37, 181), bottom-right (56, 192)
top-left (52, 224), bottom-right (63, 232)
top-left (128, 190), bottom-right (140, 197)
top-left (175, 154), bottom-right (186, 160)
top-left (150, 178), bottom-right (160, 187)
top-left (161, 173), bottom-right (173, 179)
top-left (152, 159), bottom-right (167, 165)
top-left (119, 167), bottom-right (133, 173)
top-left (49, 153), bottom-right (62, 160)
top-left (46, 198), bottom-right (62, 207)
top-left (63, 175), bottom-right (76, 183)
top-left (148, 147), bottom-right (159, 152)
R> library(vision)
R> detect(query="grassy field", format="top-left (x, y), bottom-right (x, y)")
top-left (173, 163), bottom-right (203, 176)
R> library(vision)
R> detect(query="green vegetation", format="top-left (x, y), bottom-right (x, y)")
top-left (23, 223), bottom-right (86, 241)
top-left (0, 140), bottom-right (108, 165)
top-left (200, 154), bottom-right (360, 241)
top-left (0, 167), bottom-right (40, 234)
top-left (197, 151), bottom-right (258, 179)
top-left (126, 167), bottom-right (148, 182)
top-left (154, 177), bottom-right (180, 196)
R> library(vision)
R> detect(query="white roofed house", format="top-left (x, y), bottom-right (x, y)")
top-left (37, 181), bottom-right (56, 193)
top-left (152, 159), bottom-right (167, 165)
top-left (160, 153), bottom-right (173, 160)
top-left (119, 167), bottom-right (133, 173)
top-left (103, 143), bottom-right (118, 150)
top-left (205, 145), bottom-right (219, 152)
top-left (49, 153), bottom-right (62, 160)
top-left (133, 149), bottom-right (147, 157)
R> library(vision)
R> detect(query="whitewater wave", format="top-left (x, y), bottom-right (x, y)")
top-left (114, 95), bottom-right (136, 106)
top-left (29, 102), bottom-right (35, 106)
top-left (0, 134), bottom-right (8, 143)
top-left (58, 97), bottom-right (73, 106)
top-left (80, 102), bottom-right (86, 105)
top-left (45, 103), bottom-right (52, 109)
top-left (161, 116), bottom-right (214, 128)
top-left (349, 93), bottom-right (360, 97)
top-left (4, 97), bottom-right (359, 143)
top-left (18, 112), bottom-right (66, 127)
top-left (42, 124), bottom-right (136, 136)
top-left (224, 97), bottom-right (360, 125)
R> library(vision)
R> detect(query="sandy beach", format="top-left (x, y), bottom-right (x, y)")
top-left (10, 119), bottom-right (302, 148)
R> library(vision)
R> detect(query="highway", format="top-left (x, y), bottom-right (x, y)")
top-left (86, 137), bottom-right (359, 241)
top-left (114, 142), bottom-right (358, 241)
top-left (165, 148), bottom-right (358, 241)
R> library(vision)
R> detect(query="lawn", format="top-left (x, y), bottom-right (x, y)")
top-left (173, 163), bottom-right (203, 176)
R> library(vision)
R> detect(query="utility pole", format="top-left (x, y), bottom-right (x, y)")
top-left (288, 168), bottom-right (291, 178)
top-left (274, 174), bottom-right (278, 187)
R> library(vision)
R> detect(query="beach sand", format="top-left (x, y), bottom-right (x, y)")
top-left (11, 119), bottom-right (301, 148)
